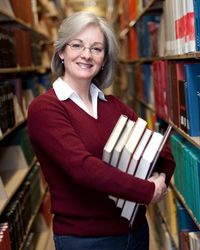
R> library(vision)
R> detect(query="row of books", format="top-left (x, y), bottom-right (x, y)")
top-left (163, 0), bottom-right (200, 55)
top-left (102, 115), bottom-right (172, 224)
top-left (118, 0), bottom-right (160, 32)
top-left (0, 222), bottom-right (11, 250)
top-left (132, 60), bottom-right (200, 137)
top-left (170, 133), bottom-right (200, 224)
top-left (0, 0), bottom-right (59, 39)
top-left (0, 27), bottom-right (44, 68)
top-left (0, 82), bottom-right (15, 134)
top-left (0, 73), bottom-right (51, 136)
top-left (0, 164), bottom-right (43, 250)
top-left (176, 200), bottom-right (200, 250)
top-left (120, 0), bottom-right (200, 60)
top-left (150, 194), bottom-right (200, 250)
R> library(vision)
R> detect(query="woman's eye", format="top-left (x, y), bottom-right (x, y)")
top-left (72, 43), bottom-right (82, 49)
top-left (92, 47), bottom-right (102, 52)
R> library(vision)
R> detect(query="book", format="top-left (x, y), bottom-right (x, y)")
top-left (109, 119), bottom-right (135, 202)
top-left (184, 63), bottom-right (200, 136)
top-left (102, 114), bottom-right (128, 163)
top-left (189, 231), bottom-right (200, 249)
top-left (193, 0), bottom-right (200, 51)
top-left (120, 129), bottom-right (153, 219)
top-left (122, 124), bottom-right (173, 224)
top-left (110, 119), bottom-right (135, 168)
top-left (116, 117), bottom-right (147, 208)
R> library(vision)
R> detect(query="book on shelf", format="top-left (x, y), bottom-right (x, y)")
top-left (0, 222), bottom-right (11, 250)
top-left (0, 164), bottom-right (42, 250)
top-left (189, 231), bottom-right (200, 249)
top-left (0, 27), bottom-right (16, 68)
top-left (184, 63), bottom-right (200, 136)
top-left (170, 133), bottom-right (200, 223)
top-left (176, 200), bottom-right (199, 250)
top-left (193, 0), bottom-right (200, 51)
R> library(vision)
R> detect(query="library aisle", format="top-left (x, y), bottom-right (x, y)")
top-left (1, 0), bottom-right (200, 249)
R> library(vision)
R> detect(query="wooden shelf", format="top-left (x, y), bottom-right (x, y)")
top-left (0, 150), bottom-right (36, 214)
top-left (19, 186), bottom-right (47, 250)
top-left (0, 9), bottom-right (50, 41)
top-left (0, 66), bottom-right (50, 74)
top-left (0, 120), bottom-right (26, 141)
top-left (119, 0), bottom-right (163, 38)
top-left (136, 98), bottom-right (155, 113)
top-left (134, 99), bottom-right (200, 149)
top-left (156, 204), bottom-right (179, 249)
top-left (170, 122), bottom-right (200, 149)
top-left (120, 52), bottom-right (200, 64)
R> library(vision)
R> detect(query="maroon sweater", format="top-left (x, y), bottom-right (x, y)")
top-left (27, 89), bottom-right (175, 236)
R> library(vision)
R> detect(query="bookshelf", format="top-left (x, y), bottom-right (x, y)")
top-left (116, 0), bottom-right (200, 249)
top-left (0, 0), bottom-right (61, 249)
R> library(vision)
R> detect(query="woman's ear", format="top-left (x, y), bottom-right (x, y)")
top-left (58, 51), bottom-right (64, 60)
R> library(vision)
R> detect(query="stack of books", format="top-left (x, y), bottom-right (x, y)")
top-left (103, 115), bottom-right (172, 225)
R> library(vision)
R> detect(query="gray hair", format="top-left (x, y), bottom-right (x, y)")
top-left (51, 11), bottom-right (119, 89)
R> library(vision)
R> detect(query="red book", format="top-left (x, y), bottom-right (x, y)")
top-left (128, 27), bottom-right (138, 60)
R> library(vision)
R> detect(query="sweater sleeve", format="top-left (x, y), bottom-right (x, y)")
top-left (153, 143), bottom-right (176, 186)
top-left (27, 94), bottom-right (155, 205)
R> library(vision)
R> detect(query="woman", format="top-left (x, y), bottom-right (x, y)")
top-left (27, 11), bottom-right (175, 250)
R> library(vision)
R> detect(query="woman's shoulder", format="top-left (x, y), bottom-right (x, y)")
top-left (28, 88), bottom-right (61, 117)
top-left (29, 88), bottom-right (56, 106)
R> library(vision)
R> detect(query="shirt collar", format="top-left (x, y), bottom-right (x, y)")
top-left (52, 77), bottom-right (107, 102)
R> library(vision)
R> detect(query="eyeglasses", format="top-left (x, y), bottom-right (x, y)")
top-left (66, 40), bottom-right (104, 56)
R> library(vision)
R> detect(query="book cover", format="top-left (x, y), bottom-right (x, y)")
top-left (102, 114), bottom-right (128, 163)
top-left (126, 125), bottom-right (173, 225)
top-left (116, 117), bottom-right (147, 208)
top-left (193, 0), bottom-right (200, 51)
top-left (184, 63), bottom-right (200, 136)
top-left (120, 129), bottom-right (152, 220)
top-left (110, 119), bottom-right (135, 168)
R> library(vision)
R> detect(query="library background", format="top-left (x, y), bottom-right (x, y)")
top-left (0, 0), bottom-right (200, 249)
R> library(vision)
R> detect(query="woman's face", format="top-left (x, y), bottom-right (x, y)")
top-left (60, 24), bottom-right (105, 83)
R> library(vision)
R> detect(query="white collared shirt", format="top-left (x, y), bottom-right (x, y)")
top-left (52, 77), bottom-right (107, 119)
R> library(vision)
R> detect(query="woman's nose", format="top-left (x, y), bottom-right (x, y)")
top-left (80, 47), bottom-right (92, 59)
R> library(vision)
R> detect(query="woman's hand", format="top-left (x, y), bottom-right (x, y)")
top-left (148, 172), bottom-right (168, 203)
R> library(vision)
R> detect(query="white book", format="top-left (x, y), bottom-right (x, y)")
top-left (120, 129), bottom-right (153, 219)
top-left (116, 117), bottom-right (147, 208)
top-left (185, 0), bottom-right (196, 52)
top-left (102, 115), bottom-right (128, 163)
top-left (110, 119), bottom-right (135, 167)
top-left (189, 232), bottom-right (200, 250)
top-left (127, 125), bottom-right (173, 225)
top-left (127, 129), bottom-right (152, 176)
top-left (109, 119), bottom-right (135, 202)
top-left (121, 131), bottom-right (163, 220)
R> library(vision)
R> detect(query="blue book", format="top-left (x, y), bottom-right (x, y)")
top-left (193, 0), bottom-right (200, 51)
top-left (176, 200), bottom-right (198, 232)
top-left (142, 63), bottom-right (152, 104)
top-left (184, 63), bottom-right (200, 136)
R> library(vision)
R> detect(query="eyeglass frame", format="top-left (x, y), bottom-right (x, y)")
top-left (66, 39), bottom-right (105, 56)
